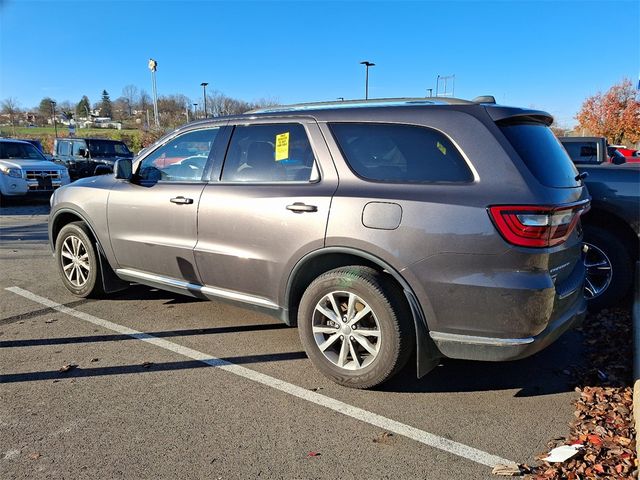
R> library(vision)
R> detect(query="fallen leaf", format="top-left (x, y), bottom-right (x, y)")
top-left (58, 364), bottom-right (77, 373)
top-left (142, 362), bottom-right (153, 368)
top-left (28, 452), bottom-right (40, 460)
top-left (491, 463), bottom-right (521, 476)
top-left (307, 451), bottom-right (321, 457)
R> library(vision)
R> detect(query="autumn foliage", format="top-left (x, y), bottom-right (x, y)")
top-left (576, 78), bottom-right (640, 144)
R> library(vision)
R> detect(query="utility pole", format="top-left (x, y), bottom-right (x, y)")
top-left (148, 58), bottom-right (160, 128)
top-left (360, 61), bottom-right (375, 100)
top-left (200, 82), bottom-right (208, 118)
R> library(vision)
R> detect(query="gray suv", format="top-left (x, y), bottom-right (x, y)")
top-left (48, 98), bottom-right (589, 388)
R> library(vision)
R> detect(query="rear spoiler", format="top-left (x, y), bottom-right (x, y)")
top-left (485, 105), bottom-right (554, 126)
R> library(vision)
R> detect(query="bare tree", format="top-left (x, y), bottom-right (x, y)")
top-left (1, 97), bottom-right (21, 135)
top-left (122, 85), bottom-right (139, 117)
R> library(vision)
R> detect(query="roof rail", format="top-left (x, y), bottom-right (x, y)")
top-left (247, 96), bottom-right (476, 114)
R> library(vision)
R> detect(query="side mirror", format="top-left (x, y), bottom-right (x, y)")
top-left (611, 155), bottom-right (626, 165)
top-left (94, 165), bottom-right (112, 176)
top-left (77, 148), bottom-right (87, 157)
top-left (114, 158), bottom-right (133, 180)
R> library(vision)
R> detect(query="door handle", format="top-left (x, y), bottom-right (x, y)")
top-left (170, 196), bottom-right (194, 205)
top-left (286, 202), bottom-right (317, 213)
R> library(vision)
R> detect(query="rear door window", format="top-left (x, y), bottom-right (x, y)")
top-left (329, 123), bottom-right (473, 183)
top-left (499, 123), bottom-right (580, 188)
top-left (221, 123), bottom-right (317, 182)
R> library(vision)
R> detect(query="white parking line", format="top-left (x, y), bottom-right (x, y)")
top-left (7, 286), bottom-right (516, 469)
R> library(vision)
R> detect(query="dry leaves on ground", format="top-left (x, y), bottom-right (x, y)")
top-left (525, 308), bottom-right (636, 479)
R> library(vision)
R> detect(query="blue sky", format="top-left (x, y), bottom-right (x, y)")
top-left (1, 0), bottom-right (638, 126)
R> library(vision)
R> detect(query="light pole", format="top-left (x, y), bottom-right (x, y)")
top-left (200, 82), bottom-right (208, 118)
top-left (193, 103), bottom-right (198, 119)
top-left (50, 100), bottom-right (58, 138)
top-left (148, 58), bottom-right (160, 128)
top-left (426, 88), bottom-right (433, 97)
top-left (360, 61), bottom-right (375, 100)
top-left (337, 97), bottom-right (345, 102)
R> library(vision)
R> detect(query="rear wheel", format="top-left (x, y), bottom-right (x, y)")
top-left (55, 222), bottom-right (104, 298)
top-left (583, 225), bottom-right (633, 310)
top-left (298, 266), bottom-right (414, 389)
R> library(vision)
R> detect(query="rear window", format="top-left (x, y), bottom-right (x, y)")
top-left (562, 141), bottom-right (599, 164)
top-left (329, 123), bottom-right (473, 183)
top-left (499, 123), bottom-right (580, 188)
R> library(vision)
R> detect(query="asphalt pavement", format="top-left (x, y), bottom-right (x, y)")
top-left (0, 201), bottom-right (588, 479)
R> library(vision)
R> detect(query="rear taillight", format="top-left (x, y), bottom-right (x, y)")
top-left (488, 202), bottom-right (589, 248)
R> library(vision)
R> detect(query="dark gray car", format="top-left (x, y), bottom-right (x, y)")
top-left (48, 97), bottom-right (589, 388)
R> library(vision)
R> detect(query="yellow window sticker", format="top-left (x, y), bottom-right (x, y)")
top-left (275, 132), bottom-right (290, 161)
top-left (436, 141), bottom-right (447, 155)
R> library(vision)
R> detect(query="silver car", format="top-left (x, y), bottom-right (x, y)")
top-left (0, 139), bottom-right (70, 198)
top-left (48, 97), bottom-right (589, 388)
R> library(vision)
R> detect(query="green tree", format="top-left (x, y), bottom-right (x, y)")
top-left (38, 97), bottom-right (56, 120)
top-left (99, 90), bottom-right (113, 118)
top-left (76, 95), bottom-right (91, 118)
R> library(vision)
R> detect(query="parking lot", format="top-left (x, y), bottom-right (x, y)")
top-left (0, 201), bottom-right (590, 479)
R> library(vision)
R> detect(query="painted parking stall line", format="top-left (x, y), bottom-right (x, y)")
top-left (6, 286), bottom-right (516, 470)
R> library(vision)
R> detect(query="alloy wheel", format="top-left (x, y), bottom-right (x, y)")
top-left (583, 242), bottom-right (613, 299)
top-left (312, 291), bottom-right (381, 370)
top-left (60, 235), bottom-right (90, 288)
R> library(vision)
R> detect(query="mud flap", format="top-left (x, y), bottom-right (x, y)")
top-left (96, 242), bottom-right (129, 294)
top-left (404, 289), bottom-right (440, 378)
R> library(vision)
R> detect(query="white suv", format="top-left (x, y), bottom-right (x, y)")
top-left (0, 139), bottom-right (70, 198)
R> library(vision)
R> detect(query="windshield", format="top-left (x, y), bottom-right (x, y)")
top-left (86, 139), bottom-right (132, 157)
top-left (500, 123), bottom-right (580, 188)
top-left (0, 141), bottom-right (46, 160)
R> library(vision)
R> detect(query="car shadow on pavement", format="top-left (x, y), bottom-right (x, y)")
top-left (0, 223), bottom-right (49, 243)
top-left (0, 352), bottom-right (308, 384)
top-left (111, 285), bottom-right (206, 305)
top-left (381, 330), bottom-right (586, 397)
top-left (0, 196), bottom-right (51, 215)
top-left (0, 322), bottom-right (290, 349)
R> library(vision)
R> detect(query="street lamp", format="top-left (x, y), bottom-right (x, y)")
top-left (50, 100), bottom-right (58, 138)
top-left (200, 82), bottom-right (208, 118)
top-left (360, 61), bottom-right (375, 100)
top-left (337, 97), bottom-right (345, 102)
top-left (193, 103), bottom-right (198, 119)
top-left (148, 58), bottom-right (160, 127)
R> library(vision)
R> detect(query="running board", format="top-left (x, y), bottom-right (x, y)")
top-left (115, 268), bottom-right (280, 310)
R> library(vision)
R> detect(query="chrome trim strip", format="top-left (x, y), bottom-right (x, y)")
top-left (116, 268), bottom-right (279, 310)
top-left (429, 331), bottom-right (535, 347)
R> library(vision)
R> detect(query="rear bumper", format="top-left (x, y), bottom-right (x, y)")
top-left (429, 294), bottom-right (587, 361)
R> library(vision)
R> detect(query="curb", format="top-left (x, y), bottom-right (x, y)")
top-left (633, 261), bottom-right (640, 474)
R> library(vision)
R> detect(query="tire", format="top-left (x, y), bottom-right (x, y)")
top-left (583, 225), bottom-right (633, 311)
top-left (55, 221), bottom-right (104, 298)
top-left (298, 266), bottom-right (414, 389)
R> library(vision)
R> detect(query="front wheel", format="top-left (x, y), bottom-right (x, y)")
top-left (298, 266), bottom-right (414, 389)
top-left (55, 221), bottom-right (104, 298)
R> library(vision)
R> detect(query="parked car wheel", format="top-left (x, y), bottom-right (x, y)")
top-left (298, 266), bottom-right (414, 389)
top-left (583, 225), bottom-right (633, 310)
top-left (55, 222), bottom-right (104, 298)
